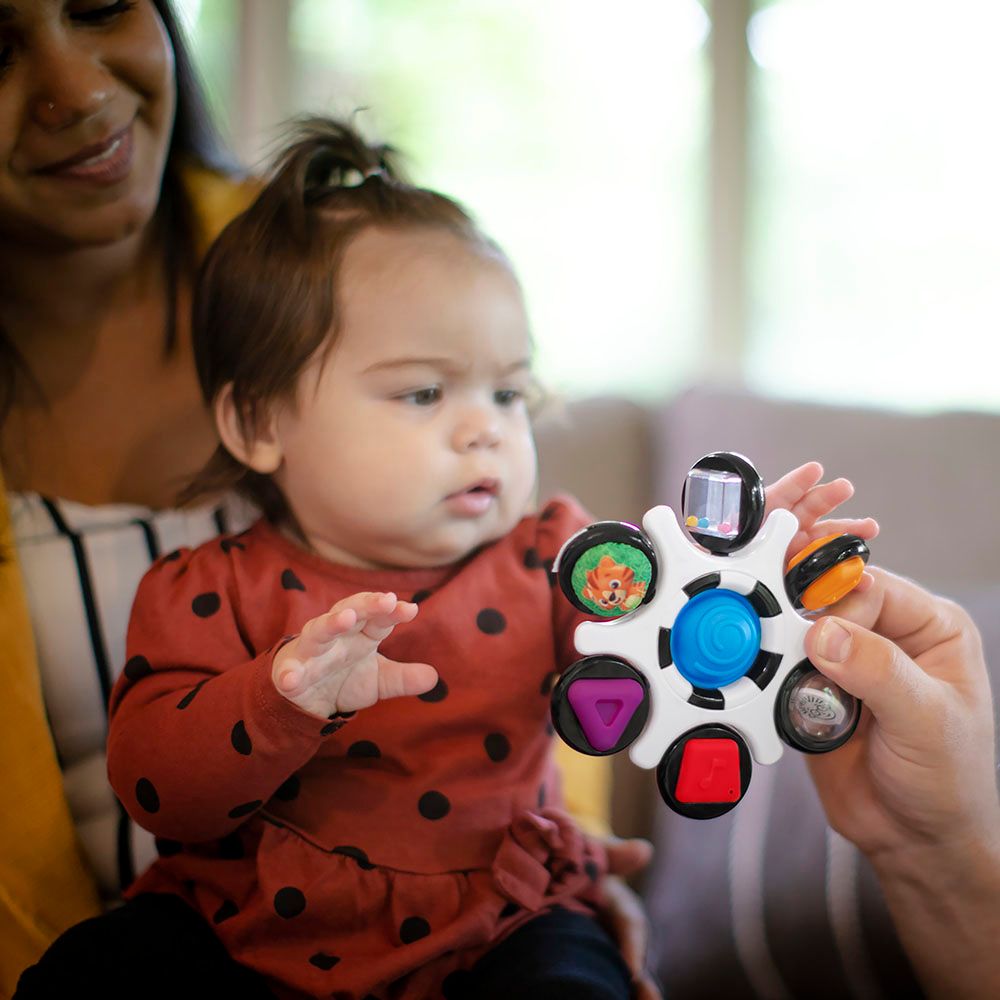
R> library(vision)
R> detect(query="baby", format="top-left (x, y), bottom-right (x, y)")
top-left (107, 119), bottom-right (873, 1000)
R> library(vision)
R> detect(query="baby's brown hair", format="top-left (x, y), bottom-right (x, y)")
top-left (180, 117), bottom-right (500, 522)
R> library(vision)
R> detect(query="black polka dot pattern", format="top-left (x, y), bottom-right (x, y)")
top-left (274, 775), bottom-right (301, 802)
top-left (321, 720), bottom-right (345, 737)
top-left (228, 800), bottom-right (262, 819)
top-left (218, 833), bottom-right (244, 860)
top-left (540, 671), bottom-right (559, 695)
top-left (123, 655), bottom-right (152, 681)
top-left (484, 733), bottom-right (510, 762)
top-left (309, 953), bottom-right (340, 971)
top-left (281, 569), bottom-right (306, 591)
top-left (332, 845), bottom-right (375, 870)
top-left (231, 721), bottom-right (252, 756)
top-left (177, 679), bottom-right (208, 710)
top-left (220, 538), bottom-right (246, 553)
top-left (523, 547), bottom-right (543, 569)
top-left (410, 589), bottom-right (433, 604)
top-left (155, 837), bottom-right (182, 857)
top-left (347, 740), bottom-right (381, 759)
top-left (418, 791), bottom-right (450, 820)
top-left (213, 900), bottom-right (239, 924)
top-left (399, 916), bottom-right (431, 944)
top-left (191, 592), bottom-right (221, 618)
top-left (274, 886), bottom-right (306, 919)
top-left (418, 678), bottom-right (448, 702)
top-left (540, 504), bottom-right (558, 521)
top-left (135, 778), bottom-right (160, 813)
top-left (476, 608), bottom-right (506, 635)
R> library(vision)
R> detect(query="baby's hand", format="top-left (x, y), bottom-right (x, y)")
top-left (765, 461), bottom-right (879, 563)
top-left (271, 592), bottom-right (438, 718)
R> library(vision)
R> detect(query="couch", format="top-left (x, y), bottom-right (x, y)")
top-left (533, 384), bottom-right (1000, 1000)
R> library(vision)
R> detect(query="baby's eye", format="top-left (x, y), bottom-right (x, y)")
top-left (399, 386), bottom-right (442, 406)
top-left (494, 388), bottom-right (523, 407)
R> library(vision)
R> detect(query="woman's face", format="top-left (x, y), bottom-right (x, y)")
top-left (0, 0), bottom-right (175, 250)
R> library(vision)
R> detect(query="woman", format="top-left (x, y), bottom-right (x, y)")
top-left (0, 1), bottom-right (652, 995)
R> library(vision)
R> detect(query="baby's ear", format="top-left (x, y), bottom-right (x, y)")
top-left (215, 383), bottom-right (283, 474)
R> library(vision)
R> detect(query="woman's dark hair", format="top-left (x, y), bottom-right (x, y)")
top-left (179, 116), bottom-right (503, 525)
top-left (0, 0), bottom-right (232, 425)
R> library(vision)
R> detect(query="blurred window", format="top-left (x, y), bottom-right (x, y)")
top-left (287, 0), bottom-right (710, 401)
top-left (747, 0), bottom-right (1000, 412)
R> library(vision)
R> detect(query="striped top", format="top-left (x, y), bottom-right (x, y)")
top-left (7, 491), bottom-right (255, 902)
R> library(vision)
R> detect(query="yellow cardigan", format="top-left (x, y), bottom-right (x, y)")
top-left (0, 169), bottom-right (609, 996)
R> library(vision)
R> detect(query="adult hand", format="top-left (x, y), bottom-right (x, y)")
top-left (804, 567), bottom-right (1000, 999)
top-left (804, 566), bottom-right (999, 857)
top-left (595, 836), bottom-right (662, 1000)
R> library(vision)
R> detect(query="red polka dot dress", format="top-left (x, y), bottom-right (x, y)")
top-left (107, 497), bottom-right (610, 999)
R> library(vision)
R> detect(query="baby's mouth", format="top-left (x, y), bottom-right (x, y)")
top-left (451, 478), bottom-right (500, 499)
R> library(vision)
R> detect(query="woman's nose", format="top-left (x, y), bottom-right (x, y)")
top-left (28, 36), bottom-right (114, 130)
top-left (452, 406), bottom-right (502, 452)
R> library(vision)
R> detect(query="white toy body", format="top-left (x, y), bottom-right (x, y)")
top-left (573, 505), bottom-right (808, 770)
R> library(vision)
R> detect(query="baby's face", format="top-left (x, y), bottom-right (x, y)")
top-left (272, 226), bottom-right (538, 569)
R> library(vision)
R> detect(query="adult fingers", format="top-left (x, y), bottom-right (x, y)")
top-left (805, 613), bottom-right (943, 738)
top-left (818, 567), bottom-right (982, 671)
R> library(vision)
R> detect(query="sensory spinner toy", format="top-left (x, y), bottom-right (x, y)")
top-left (551, 452), bottom-right (870, 819)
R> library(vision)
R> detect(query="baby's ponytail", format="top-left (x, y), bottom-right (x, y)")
top-left (181, 115), bottom-right (501, 524)
top-left (248, 118), bottom-right (407, 246)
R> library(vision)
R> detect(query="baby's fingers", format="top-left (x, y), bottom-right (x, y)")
top-left (375, 656), bottom-right (438, 701)
top-left (297, 606), bottom-right (359, 656)
top-left (792, 478), bottom-right (855, 526)
top-left (360, 599), bottom-right (419, 642)
top-left (764, 461), bottom-right (824, 513)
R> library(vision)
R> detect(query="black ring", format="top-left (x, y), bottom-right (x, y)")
top-left (554, 521), bottom-right (658, 616)
top-left (784, 534), bottom-right (870, 609)
top-left (681, 452), bottom-right (765, 555)
top-left (656, 724), bottom-right (752, 819)
top-left (774, 660), bottom-right (861, 754)
top-left (550, 656), bottom-right (650, 756)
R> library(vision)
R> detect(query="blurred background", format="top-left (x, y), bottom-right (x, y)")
top-left (174, 0), bottom-right (1000, 413)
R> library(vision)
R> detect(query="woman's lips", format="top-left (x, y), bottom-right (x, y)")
top-left (36, 123), bottom-right (135, 186)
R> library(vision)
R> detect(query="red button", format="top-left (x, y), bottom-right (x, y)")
top-left (674, 738), bottom-right (741, 803)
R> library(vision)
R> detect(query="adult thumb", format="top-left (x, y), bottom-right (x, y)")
top-left (805, 615), bottom-right (936, 735)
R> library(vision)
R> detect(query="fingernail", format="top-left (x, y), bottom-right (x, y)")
top-left (817, 619), bottom-right (852, 662)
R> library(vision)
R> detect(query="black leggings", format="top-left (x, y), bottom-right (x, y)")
top-left (16, 893), bottom-right (633, 1000)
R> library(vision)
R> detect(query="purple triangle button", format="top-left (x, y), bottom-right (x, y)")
top-left (566, 678), bottom-right (645, 752)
